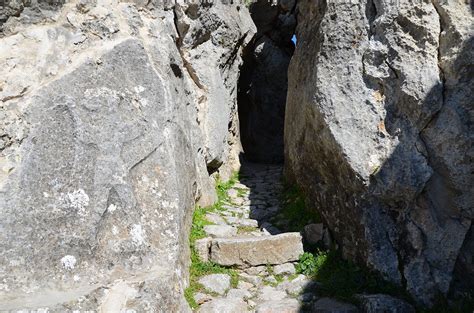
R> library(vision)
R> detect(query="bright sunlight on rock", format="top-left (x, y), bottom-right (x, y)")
top-left (0, 0), bottom-right (472, 312)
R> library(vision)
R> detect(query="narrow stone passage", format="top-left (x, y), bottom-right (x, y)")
top-left (190, 162), bottom-right (357, 313)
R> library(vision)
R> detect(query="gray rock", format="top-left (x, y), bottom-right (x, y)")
top-left (226, 288), bottom-right (252, 300)
top-left (264, 275), bottom-right (278, 284)
top-left (210, 233), bottom-right (304, 267)
top-left (194, 292), bottom-right (213, 305)
top-left (356, 294), bottom-right (415, 313)
top-left (195, 237), bottom-right (212, 262)
top-left (204, 225), bottom-right (238, 238)
top-left (238, 280), bottom-right (254, 290)
top-left (234, 183), bottom-right (250, 190)
top-left (0, 1), bottom-right (256, 311)
top-left (239, 272), bottom-right (263, 286)
top-left (245, 265), bottom-right (268, 276)
top-left (228, 188), bottom-right (239, 198)
top-left (277, 275), bottom-right (311, 296)
top-left (206, 213), bottom-right (228, 225)
top-left (258, 286), bottom-right (287, 301)
top-left (256, 299), bottom-right (300, 313)
top-left (198, 274), bottom-right (231, 296)
top-left (198, 298), bottom-right (248, 313)
top-left (312, 298), bottom-right (358, 313)
top-left (225, 216), bottom-right (259, 228)
top-left (304, 223), bottom-right (324, 245)
top-left (273, 263), bottom-right (296, 276)
top-left (285, 0), bottom-right (473, 305)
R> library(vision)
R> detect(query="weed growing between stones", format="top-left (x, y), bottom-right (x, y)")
top-left (275, 182), bottom-right (321, 232)
top-left (185, 175), bottom-right (240, 309)
top-left (295, 249), bottom-right (411, 304)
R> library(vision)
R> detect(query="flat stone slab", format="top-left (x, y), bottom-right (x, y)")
top-left (198, 274), bottom-right (231, 295)
top-left (209, 233), bottom-right (303, 267)
top-left (206, 213), bottom-right (227, 225)
top-left (256, 299), bottom-right (301, 313)
top-left (258, 286), bottom-right (287, 301)
top-left (312, 298), bottom-right (359, 313)
top-left (224, 216), bottom-right (259, 227)
top-left (204, 225), bottom-right (237, 238)
top-left (226, 288), bottom-right (252, 300)
top-left (198, 298), bottom-right (248, 313)
top-left (274, 263), bottom-right (296, 275)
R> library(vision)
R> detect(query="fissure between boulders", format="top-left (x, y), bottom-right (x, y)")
top-left (237, 0), bottom-right (296, 164)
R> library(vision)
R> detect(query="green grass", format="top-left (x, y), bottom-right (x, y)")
top-left (295, 250), bottom-right (409, 303)
top-left (185, 173), bottom-right (240, 309)
top-left (276, 182), bottom-right (320, 232)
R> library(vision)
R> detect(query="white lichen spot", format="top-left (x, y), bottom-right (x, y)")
top-left (67, 189), bottom-right (90, 216)
top-left (112, 225), bottom-right (119, 235)
top-left (43, 192), bottom-right (50, 198)
top-left (107, 204), bottom-right (118, 213)
top-left (0, 283), bottom-right (10, 292)
top-left (130, 224), bottom-right (146, 247)
top-left (134, 85), bottom-right (146, 93)
top-left (61, 255), bottom-right (77, 270)
top-left (73, 275), bottom-right (81, 282)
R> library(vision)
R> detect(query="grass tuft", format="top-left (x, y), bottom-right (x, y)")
top-left (295, 250), bottom-right (409, 303)
top-left (185, 173), bottom-right (240, 309)
top-left (276, 182), bottom-right (320, 232)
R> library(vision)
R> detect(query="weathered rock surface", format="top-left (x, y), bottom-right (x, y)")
top-left (198, 298), bottom-right (248, 313)
top-left (312, 298), bottom-right (359, 313)
top-left (199, 274), bottom-right (231, 296)
top-left (285, 0), bottom-right (473, 305)
top-left (238, 0), bottom-right (296, 163)
top-left (0, 1), bottom-right (255, 311)
top-left (356, 294), bottom-right (415, 313)
top-left (256, 298), bottom-right (300, 313)
top-left (209, 233), bottom-right (303, 267)
top-left (204, 225), bottom-right (238, 238)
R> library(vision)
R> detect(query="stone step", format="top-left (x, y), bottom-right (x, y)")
top-left (209, 233), bottom-right (303, 267)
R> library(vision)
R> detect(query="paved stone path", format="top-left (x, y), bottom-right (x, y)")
top-left (193, 163), bottom-right (358, 313)
top-left (192, 162), bottom-right (417, 313)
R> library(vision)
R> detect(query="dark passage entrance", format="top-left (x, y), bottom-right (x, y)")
top-left (238, 0), bottom-right (296, 164)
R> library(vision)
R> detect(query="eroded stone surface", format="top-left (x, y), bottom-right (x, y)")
top-left (0, 1), bottom-right (255, 311)
top-left (210, 233), bottom-right (303, 267)
top-left (312, 298), bottom-right (359, 313)
top-left (199, 274), bottom-right (231, 296)
top-left (357, 294), bottom-right (415, 313)
top-left (285, 0), bottom-right (473, 305)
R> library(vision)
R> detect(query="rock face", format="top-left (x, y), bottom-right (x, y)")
top-left (284, 0), bottom-right (473, 306)
top-left (357, 294), bottom-right (415, 313)
top-left (238, 0), bottom-right (296, 163)
top-left (0, 1), bottom-right (255, 311)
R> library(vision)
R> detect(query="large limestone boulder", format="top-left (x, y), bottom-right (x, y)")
top-left (0, 1), bottom-right (255, 311)
top-left (284, 0), bottom-right (473, 306)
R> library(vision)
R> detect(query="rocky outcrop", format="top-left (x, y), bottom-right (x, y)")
top-left (238, 0), bottom-right (296, 163)
top-left (285, 0), bottom-right (473, 306)
top-left (0, 1), bottom-right (255, 311)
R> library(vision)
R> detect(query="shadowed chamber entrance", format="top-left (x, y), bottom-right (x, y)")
top-left (238, 0), bottom-right (296, 164)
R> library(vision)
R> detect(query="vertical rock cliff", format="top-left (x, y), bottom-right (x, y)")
top-left (285, 0), bottom-right (472, 306)
top-left (0, 1), bottom-right (255, 311)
